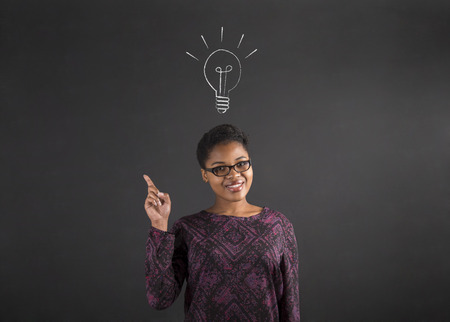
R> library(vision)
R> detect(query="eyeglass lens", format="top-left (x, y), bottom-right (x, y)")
top-left (213, 161), bottom-right (251, 176)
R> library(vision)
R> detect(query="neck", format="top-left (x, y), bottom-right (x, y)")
top-left (208, 198), bottom-right (251, 216)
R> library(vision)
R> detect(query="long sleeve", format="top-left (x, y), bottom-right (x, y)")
top-left (144, 208), bottom-right (299, 320)
top-left (279, 221), bottom-right (300, 321)
top-left (145, 224), bottom-right (187, 310)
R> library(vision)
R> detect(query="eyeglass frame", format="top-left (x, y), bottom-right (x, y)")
top-left (205, 159), bottom-right (252, 177)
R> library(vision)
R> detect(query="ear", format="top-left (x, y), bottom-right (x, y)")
top-left (201, 169), bottom-right (208, 183)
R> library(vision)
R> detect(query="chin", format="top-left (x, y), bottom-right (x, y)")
top-left (225, 190), bottom-right (249, 202)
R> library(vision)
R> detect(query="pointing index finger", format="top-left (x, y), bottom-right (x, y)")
top-left (143, 174), bottom-right (156, 188)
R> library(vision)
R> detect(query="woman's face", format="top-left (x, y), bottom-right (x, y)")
top-left (201, 141), bottom-right (253, 204)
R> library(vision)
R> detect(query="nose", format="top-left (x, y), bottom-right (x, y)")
top-left (226, 166), bottom-right (241, 178)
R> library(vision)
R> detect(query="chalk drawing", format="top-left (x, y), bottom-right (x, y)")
top-left (201, 35), bottom-right (209, 49)
top-left (186, 27), bottom-right (257, 114)
top-left (185, 52), bottom-right (199, 61)
top-left (245, 49), bottom-right (258, 59)
top-left (237, 34), bottom-right (244, 48)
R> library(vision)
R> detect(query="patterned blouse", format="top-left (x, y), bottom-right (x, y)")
top-left (145, 207), bottom-right (300, 321)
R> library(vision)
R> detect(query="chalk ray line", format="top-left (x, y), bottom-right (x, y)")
top-left (245, 49), bottom-right (258, 59)
top-left (201, 35), bottom-right (209, 49)
top-left (237, 34), bottom-right (244, 48)
top-left (186, 52), bottom-right (199, 61)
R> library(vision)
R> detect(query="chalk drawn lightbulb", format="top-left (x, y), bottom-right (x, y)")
top-left (186, 27), bottom-right (257, 114)
top-left (204, 49), bottom-right (241, 114)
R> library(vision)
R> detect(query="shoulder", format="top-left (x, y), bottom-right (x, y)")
top-left (265, 208), bottom-right (298, 250)
top-left (170, 211), bottom-right (208, 232)
top-left (264, 207), bottom-right (294, 228)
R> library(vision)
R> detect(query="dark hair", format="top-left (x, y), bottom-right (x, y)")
top-left (196, 124), bottom-right (249, 169)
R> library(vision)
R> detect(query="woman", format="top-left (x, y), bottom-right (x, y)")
top-left (144, 124), bottom-right (300, 321)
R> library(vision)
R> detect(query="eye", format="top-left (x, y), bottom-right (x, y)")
top-left (213, 166), bottom-right (226, 175)
top-left (236, 161), bottom-right (249, 170)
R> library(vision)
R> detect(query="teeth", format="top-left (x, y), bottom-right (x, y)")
top-left (227, 183), bottom-right (243, 188)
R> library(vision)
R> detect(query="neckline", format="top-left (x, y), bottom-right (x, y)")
top-left (201, 206), bottom-right (268, 220)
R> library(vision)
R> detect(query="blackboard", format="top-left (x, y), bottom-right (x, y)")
top-left (2, 0), bottom-right (449, 320)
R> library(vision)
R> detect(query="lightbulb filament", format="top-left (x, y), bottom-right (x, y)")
top-left (215, 65), bottom-right (233, 97)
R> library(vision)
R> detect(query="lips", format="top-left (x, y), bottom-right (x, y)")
top-left (225, 181), bottom-right (244, 192)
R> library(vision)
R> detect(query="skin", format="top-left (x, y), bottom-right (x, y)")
top-left (143, 141), bottom-right (262, 231)
top-left (143, 175), bottom-right (171, 231)
top-left (201, 141), bottom-right (262, 217)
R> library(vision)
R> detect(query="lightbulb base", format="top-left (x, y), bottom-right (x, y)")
top-left (216, 96), bottom-right (230, 114)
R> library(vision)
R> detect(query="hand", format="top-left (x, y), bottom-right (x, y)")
top-left (143, 174), bottom-right (171, 231)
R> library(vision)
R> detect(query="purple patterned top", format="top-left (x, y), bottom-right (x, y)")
top-left (145, 207), bottom-right (300, 321)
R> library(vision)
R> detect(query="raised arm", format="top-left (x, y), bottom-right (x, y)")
top-left (143, 174), bottom-right (187, 309)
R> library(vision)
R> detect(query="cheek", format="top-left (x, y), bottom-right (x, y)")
top-left (244, 172), bottom-right (254, 188)
top-left (247, 169), bottom-right (254, 181)
top-left (209, 177), bottom-right (224, 189)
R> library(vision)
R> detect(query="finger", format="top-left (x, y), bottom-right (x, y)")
top-left (144, 175), bottom-right (160, 195)
top-left (143, 174), bottom-right (159, 194)
top-left (144, 197), bottom-right (155, 208)
top-left (146, 194), bottom-right (160, 207)
top-left (143, 174), bottom-right (157, 189)
top-left (148, 190), bottom-right (159, 199)
top-left (151, 189), bottom-right (165, 205)
top-left (150, 191), bottom-right (162, 206)
top-left (148, 186), bottom-right (160, 197)
top-left (157, 192), bottom-right (170, 205)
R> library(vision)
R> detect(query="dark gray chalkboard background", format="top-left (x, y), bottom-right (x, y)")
top-left (2, 0), bottom-right (449, 321)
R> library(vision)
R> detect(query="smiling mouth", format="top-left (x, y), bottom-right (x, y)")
top-left (226, 182), bottom-right (244, 192)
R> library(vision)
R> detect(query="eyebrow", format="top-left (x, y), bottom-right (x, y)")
top-left (210, 156), bottom-right (247, 166)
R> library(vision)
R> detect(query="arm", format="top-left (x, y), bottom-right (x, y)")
top-left (142, 174), bottom-right (187, 309)
top-left (145, 223), bottom-right (187, 310)
top-left (279, 221), bottom-right (300, 321)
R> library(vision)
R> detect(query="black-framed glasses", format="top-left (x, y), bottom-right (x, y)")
top-left (205, 160), bottom-right (252, 177)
